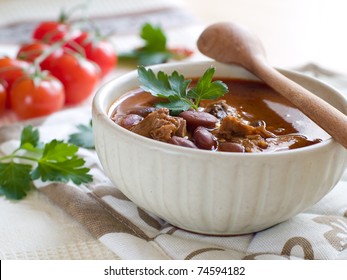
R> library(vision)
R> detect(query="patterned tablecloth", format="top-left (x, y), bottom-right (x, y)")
top-left (0, 0), bottom-right (346, 260)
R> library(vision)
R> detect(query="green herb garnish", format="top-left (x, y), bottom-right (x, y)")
top-left (68, 120), bottom-right (94, 149)
top-left (119, 23), bottom-right (192, 66)
top-left (138, 66), bottom-right (228, 114)
top-left (0, 125), bottom-right (93, 200)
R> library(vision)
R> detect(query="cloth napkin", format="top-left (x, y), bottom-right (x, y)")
top-left (0, 64), bottom-right (346, 260)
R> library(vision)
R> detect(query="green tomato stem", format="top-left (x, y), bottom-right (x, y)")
top-left (34, 41), bottom-right (63, 68)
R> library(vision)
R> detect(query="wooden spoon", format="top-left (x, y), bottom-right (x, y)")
top-left (197, 22), bottom-right (347, 149)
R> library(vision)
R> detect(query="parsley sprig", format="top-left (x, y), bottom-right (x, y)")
top-left (118, 23), bottom-right (192, 66)
top-left (138, 66), bottom-right (228, 114)
top-left (0, 125), bottom-right (93, 200)
top-left (68, 120), bottom-right (94, 149)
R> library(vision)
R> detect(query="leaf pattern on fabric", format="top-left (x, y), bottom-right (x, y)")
top-left (281, 237), bottom-right (314, 259)
top-left (184, 247), bottom-right (225, 260)
top-left (313, 215), bottom-right (347, 251)
top-left (244, 237), bottom-right (314, 260)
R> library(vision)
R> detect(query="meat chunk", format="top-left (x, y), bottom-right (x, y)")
top-left (266, 134), bottom-right (321, 152)
top-left (218, 115), bottom-right (275, 139)
top-left (174, 117), bottom-right (187, 137)
top-left (204, 100), bottom-right (237, 120)
top-left (130, 108), bottom-right (187, 142)
top-left (215, 115), bottom-right (277, 152)
top-left (230, 136), bottom-right (269, 152)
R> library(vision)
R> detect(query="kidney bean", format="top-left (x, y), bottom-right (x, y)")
top-left (218, 142), bottom-right (245, 153)
top-left (193, 127), bottom-right (217, 150)
top-left (126, 106), bottom-right (156, 117)
top-left (169, 136), bottom-right (198, 149)
top-left (113, 114), bottom-right (143, 129)
top-left (179, 111), bottom-right (218, 130)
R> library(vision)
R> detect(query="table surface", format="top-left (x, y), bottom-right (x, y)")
top-left (0, 0), bottom-right (346, 260)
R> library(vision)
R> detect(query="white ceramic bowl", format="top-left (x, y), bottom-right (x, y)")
top-left (92, 61), bottom-right (347, 235)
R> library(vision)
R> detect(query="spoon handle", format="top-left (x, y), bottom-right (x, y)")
top-left (252, 58), bottom-right (347, 149)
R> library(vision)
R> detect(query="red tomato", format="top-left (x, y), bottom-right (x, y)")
top-left (49, 52), bottom-right (100, 105)
top-left (32, 21), bottom-right (69, 44)
top-left (17, 41), bottom-right (49, 62)
top-left (0, 57), bottom-right (29, 108)
top-left (17, 41), bottom-right (63, 70)
top-left (10, 75), bottom-right (65, 119)
top-left (0, 83), bottom-right (6, 114)
top-left (69, 32), bottom-right (117, 78)
top-left (32, 21), bottom-right (80, 45)
top-left (168, 47), bottom-right (194, 60)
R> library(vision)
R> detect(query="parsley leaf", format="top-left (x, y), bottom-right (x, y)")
top-left (20, 125), bottom-right (39, 147)
top-left (137, 51), bottom-right (171, 66)
top-left (138, 66), bottom-right (190, 99)
top-left (0, 162), bottom-right (33, 200)
top-left (19, 125), bottom-right (43, 153)
top-left (187, 67), bottom-right (228, 106)
top-left (0, 125), bottom-right (93, 200)
top-left (118, 23), bottom-right (192, 66)
top-left (140, 23), bottom-right (166, 52)
top-left (68, 121), bottom-right (95, 149)
top-left (155, 100), bottom-right (193, 116)
top-left (31, 140), bottom-right (92, 184)
top-left (41, 140), bottom-right (79, 161)
top-left (32, 155), bottom-right (92, 185)
top-left (137, 66), bottom-right (228, 114)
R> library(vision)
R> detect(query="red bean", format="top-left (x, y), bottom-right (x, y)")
top-left (113, 114), bottom-right (143, 129)
top-left (179, 111), bottom-right (218, 130)
top-left (169, 136), bottom-right (198, 149)
top-left (193, 127), bottom-right (217, 150)
top-left (218, 142), bottom-right (245, 153)
top-left (126, 107), bottom-right (156, 117)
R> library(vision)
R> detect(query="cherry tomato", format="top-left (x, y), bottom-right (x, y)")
top-left (17, 41), bottom-right (49, 62)
top-left (10, 75), bottom-right (65, 120)
top-left (69, 32), bottom-right (117, 78)
top-left (17, 41), bottom-right (63, 71)
top-left (0, 83), bottom-right (6, 114)
top-left (168, 47), bottom-right (194, 60)
top-left (49, 52), bottom-right (100, 105)
top-left (32, 21), bottom-right (69, 44)
top-left (0, 57), bottom-right (29, 108)
top-left (32, 21), bottom-right (80, 45)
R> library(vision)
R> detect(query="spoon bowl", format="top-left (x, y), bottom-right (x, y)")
top-left (197, 22), bottom-right (265, 68)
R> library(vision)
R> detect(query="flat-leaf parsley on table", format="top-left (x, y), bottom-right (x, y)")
top-left (0, 125), bottom-right (93, 200)
top-left (118, 23), bottom-right (193, 66)
top-left (68, 120), bottom-right (94, 149)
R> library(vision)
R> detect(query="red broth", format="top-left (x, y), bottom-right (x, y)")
top-left (110, 78), bottom-right (329, 152)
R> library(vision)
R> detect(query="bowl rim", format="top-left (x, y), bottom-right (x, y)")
top-left (93, 60), bottom-right (347, 158)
